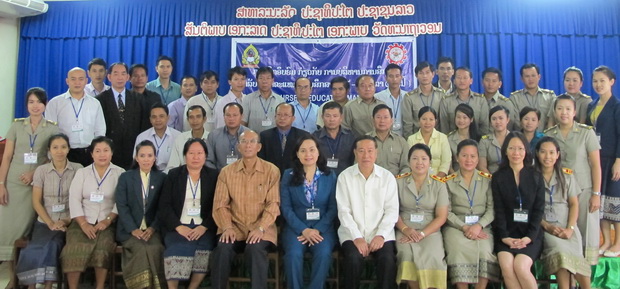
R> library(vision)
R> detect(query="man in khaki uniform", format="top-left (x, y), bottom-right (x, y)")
top-left (342, 75), bottom-right (385, 136)
top-left (317, 76), bottom-right (351, 127)
top-left (510, 63), bottom-right (557, 131)
top-left (481, 67), bottom-right (519, 131)
top-left (366, 104), bottom-right (410, 176)
top-left (439, 67), bottom-right (490, 134)
top-left (402, 61), bottom-right (445, 139)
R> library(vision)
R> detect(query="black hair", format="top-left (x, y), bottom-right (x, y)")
top-left (520, 63), bottom-right (540, 76)
top-left (150, 102), bottom-right (169, 116)
top-left (108, 62), bottom-right (129, 75)
top-left (456, 139), bottom-right (478, 156)
top-left (372, 104), bottom-right (393, 118)
top-left (408, 143), bottom-right (432, 161)
top-left (417, 106), bottom-right (437, 120)
top-left (182, 75), bottom-right (198, 86)
top-left (593, 65), bottom-right (616, 81)
top-left (482, 67), bottom-right (503, 82)
top-left (223, 102), bottom-right (244, 115)
top-left (129, 64), bottom-right (148, 77)
top-left (355, 74), bottom-right (374, 87)
top-left (563, 66), bottom-right (583, 82)
top-left (534, 136), bottom-right (567, 198)
top-left (182, 138), bottom-right (208, 157)
top-left (47, 133), bottom-right (71, 150)
top-left (200, 70), bottom-right (219, 83)
top-left (455, 66), bottom-right (473, 79)
top-left (454, 103), bottom-right (481, 141)
top-left (519, 106), bottom-right (541, 122)
top-left (322, 101), bottom-right (342, 115)
top-left (88, 58), bottom-right (107, 71)
top-left (384, 63), bottom-right (402, 75)
top-left (415, 61), bottom-right (435, 74)
top-left (436, 56), bottom-right (455, 69)
top-left (289, 135), bottom-right (330, 186)
top-left (354, 135), bottom-right (377, 149)
top-left (498, 131), bottom-right (532, 170)
top-left (89, 136), bottom-right (114, 154)
top-left (25, 87), bottom-right (47, 107)
top-left (186, 104), bottom-right (206, 119)
top-left (330, 76), bottom-right (350, 90)
top-left (276, 102), bottom-right (295, 117)
top-left (489, 105), bottom-right (510, 122)
top-left (131, 140), bottom-right (160, 171)
top-left (228, 66), bottom-right (247, 80)
top-left (156, 55), bottom-right (174, 67)
top-left (554, 93), bottom-right (577, 111)
top-left (257, 67), bottom-right (275, 79)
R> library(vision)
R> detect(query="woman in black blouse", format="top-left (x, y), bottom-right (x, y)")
top-left (491, 131), bottom-right (545, 289)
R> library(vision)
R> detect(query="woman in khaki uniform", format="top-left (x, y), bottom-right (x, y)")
top-left (443, 139), bottom-right (499, 289)
top-left (544, 94), bottom-right (601, 264)
top-left (478, 106), bottom-right (511, 174)
top-left (394, 143), bottom-right (449, 289)
top-left (447, 104), bottom-right (481, 173)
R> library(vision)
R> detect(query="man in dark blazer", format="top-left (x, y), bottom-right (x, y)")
top-left (258, 103), bottom-right (310, 174)
top-left (97, 62), bottom-right (148, 169)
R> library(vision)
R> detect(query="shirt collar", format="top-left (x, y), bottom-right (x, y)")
top-left (234, 158), bottom-right (266, 173)
top-left (45, 161), bottom-right (75, 173)
top-left (149, 126), bottom-right (172, 138)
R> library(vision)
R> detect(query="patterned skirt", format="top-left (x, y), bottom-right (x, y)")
top-left (395, 230), bottom-right (447, 289)
top-left (443, 226), bottom-right (500, 284)
top-left (602, 156), bottom-right (620, 222)
top-left (60, 221), bottom-right (116, 272)
top-left (121, 233), bottom-right (166, 289)
top-left (163, 225), bottom-right (216, 281)
top-left (16, 222), bottom-right (65, 285)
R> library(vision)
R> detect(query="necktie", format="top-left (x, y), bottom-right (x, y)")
top-left (281, 133), bottom-right (287, 155)
top-left (117, 95), bottom-right (125, 122)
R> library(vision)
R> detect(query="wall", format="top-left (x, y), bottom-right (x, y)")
top-left (0, 17), bottom-right (18, 136)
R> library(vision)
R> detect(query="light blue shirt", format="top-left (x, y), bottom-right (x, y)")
top-left (375, 88), bottom-right (406, 136)
top-left (291, 100), bottom-right (319, 134)
top-left (145, 78), bottom-right (181, 105)
top-left (167, 97), bottom-right (189, 132)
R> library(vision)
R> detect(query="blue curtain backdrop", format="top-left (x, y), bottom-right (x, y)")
top-left (15, 0), bottom-right (620, 117)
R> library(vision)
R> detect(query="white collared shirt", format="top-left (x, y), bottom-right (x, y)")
top-left (213, 91), bottom-right (246, 129)
top-left (45, 91), bottom-right (107, 148)
top-left (84, 83), bottom-right (110, 97)
top-left (375, 88), bottom-right (406, 136)
top-left (183, 93), bottom-right (222, 132)
top-left (166, 129), bottom-right (210, 173)
top-left (336, 164), bottom-right (399, 243)
top-left (134, 126), bottom-right (181, 170)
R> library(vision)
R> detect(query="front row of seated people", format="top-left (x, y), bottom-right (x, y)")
top-left (11, 128), bottom-right (597, 289)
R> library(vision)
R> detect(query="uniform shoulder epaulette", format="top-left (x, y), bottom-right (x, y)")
top-left (481, 134), bottom-right (490, 139)
top-left (46, 119), bottom-right (57, 125)
top-left (396, 172), bottom-right (411, 179)
top-left (478, 171), bottom-right (492, 179)
top-left (13, 117), bottom-right (25, 122)
top-left (472, 92), bottom-right (483, 97)
top-left (431, 174), bottom-right (446, 183)
top-left (444, 173), bottom-right (458, 181)
top-left (447, 130), bottom-right (457, 136)
top-left (498, 95), bottom-right (509, 101)
top-left (543, 125), bottom-right (558, 133)
top-left (577, 123), bottom-right (593, 130)
top-left (582, 93), bottom-right (592, 99)
top-left (541, 88), bottom-right (555, 94)
top-left (510, 90), bottom-right (520, 96)
top-left (562, 168), bottom-right (573, 175)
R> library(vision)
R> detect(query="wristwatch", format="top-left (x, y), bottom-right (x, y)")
top-left (258, 226), bottom-right (265, 233)
top-left (592, 191), bottom-right (601, 196)
top-left (568, 225), bottom-right (575, 230)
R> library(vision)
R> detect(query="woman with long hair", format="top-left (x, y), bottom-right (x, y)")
top-left (479, 106), bottom-right (511, 174)
top-left (447, 104), bottom-right (481, 172)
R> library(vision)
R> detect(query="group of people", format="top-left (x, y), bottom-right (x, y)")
top-left (0, 54), bottom-right (618, 289)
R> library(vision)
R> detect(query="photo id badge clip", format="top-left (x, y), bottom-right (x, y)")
top-left (306, 208), bottom-right (320, 220)
top-left (513, 209), bottom-right (529, 223)
top-left (465, 214), bottom-right (480, 225)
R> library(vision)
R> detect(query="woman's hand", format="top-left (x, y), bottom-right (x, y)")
top-left (589, 195), bottom-right (601, 213)
top-left (463, 224), bottom-right (483, 240)
top-left (176, 225), bottom-right (193, 241)
top-left (0, 184), bottom-right (8, 205)
top-left (50, 220), bottom-right (67, 231)
top-left (19, 171), bottom-right (35, 185)
top-left (94, 219), bottom-right (111, 231)
top-left (557, 227), bottom-right (574, 239)
top-left (399, 227), bottom-right (424, 243)
top-left (80, 222), bottom-right (97, 239)
top-left (612, 160), bottom-right (620, 182)
top-left (298, 228), bottom-right (323, 246)
top-left (188, 225), bottom-right (206, 241)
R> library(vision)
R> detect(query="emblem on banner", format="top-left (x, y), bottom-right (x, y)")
top-left (242, 44), bottom-right (260, 68)
top-left (385, 43), bottom-right (407, 65)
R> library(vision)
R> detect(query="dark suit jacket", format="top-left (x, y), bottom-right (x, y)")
top-left (96, 89), bottom-right (147, 169)
top-left (279, 168), bottom-right (338, 235)
top-left (586, 95), bottom-right (620, 159)
top-left (158, 165), bottom-right (219, 234)
top-left (258, 127), bottom-right (310, 174)
top-left (115, 169), bottom-right (166, 242)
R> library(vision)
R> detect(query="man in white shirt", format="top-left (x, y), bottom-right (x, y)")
top-left (84, 58), bottom-right (110, 97)
top-left (134, 103), bottom-right (181, 170)
top-left (167, 75), bottom-right (197, 132)
top-left (46, 67), bottom-right (106, 166)
top-left (336, 135), bottom-right (398, 289)
top-left (166, 105), bottom-right (210, 172)
top-left (213, 66), bottom-right (247, 129)
top-left (184, 70), bottom-right (222, 132)
top-left (375, 63), bottom-right (406, 136)
top-left (291, 77), bottom-right (319, 133)
top-left (242, 66), bottom-right (284, 133)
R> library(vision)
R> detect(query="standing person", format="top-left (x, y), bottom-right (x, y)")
top-left (394, 144), bottom-right (449, 289)
top-left (407, 107), bottom-right (451, 177)
top-left (510, 63), bottom-right (556, 131)
top-left (586, 66), bottom-right (620, 257)
top-left (16, 134), bottom-right (82, 289)
top-left (115, 140), bottom-right (166, 289)
top-left (447, 104), bottom-right (481, 172)
top-left (336, 136), bottom-right (398, 289)
top-left (280, 135), bottom-right (338, 289)
top-left (313, 102), bottom-right (357, 175)
top-left (545, 94), bottom-right (601, 263)
top-left (433, 56), bottom-right (456, 94)
top-left (316, 77), bottom-right (350, 127)
top-left (342, 75), bottom-right (385, 137)
top-left (84, 58), bottom-right (110, 97)
top-left (402, 61), bottom-right (445, 138)
top-left (158, 139), bottom-right (219, 289)
top-left (206, 103), bottom-right (249, 171)
top-left (61, 136), bottom-right (125, 289)
top-left (479, 106), bottom-right (512, 174)
top-left (375, 63), bottom-right (406, 136)
top-left (213, 66), bottom-right (247, 129)
top-left (184, 70), bottom-right (222, 133)
top-left (129, 64), bottom-right (162, 111)
top-left (519, 107), bottom-right (544, 152)
top-left (146, 55), bottom-right (181, 105)
top-left (0, 88), bottom-right (58, 283)
top-left (535, 137), bottom-right (592, 289)
top-left (291, 77), bottom-right (320, 134)
top-left (210, 130), bottom-right (281, 289)
top-left (242, 66), bottom-right (284, 133)
top-left (563, 66), bottom-right (592, 124)
top-left (97, 62), bottom-right (147, 169)
top-left (481, 67), bottom-right (519, 130)
top-left (167, 75), bottom-right (198, 132)
top-left (46, 67), bottom-right (107, 167)
top-left (492, 132), bottom-right (545, 289)
top-left (443, 139), bottom-right (499, 289)
top-left (439, 67), bottom-right (490, 135)
top-left (167, 105), bottom-right (210, 171)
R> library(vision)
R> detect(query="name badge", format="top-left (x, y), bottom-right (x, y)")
top-left (410, 212), bottom-right (424, 223)
top-left (306, 208), bottom-right (320, 220)
top-left (71, 123), bottom-right (84, 132)
top-left (327, 158), bottom-right (339, 168)
top-left (392, 123), bottom-right (402, 130)
top-left (596, 133), bottom-right (601, 143)
top-left (188, 207), bottom-right (201, 216)
top-left (465, 214), bottom-right (479, 225)
top-left (52, 204), bottom-right (66, 213)
top-left (544, 209), bottom-right (558, 223)
top-left (513, 209), bottom-right (529, 223)
top-left (226, 155), bottom-right (238, 165)
top-left (261, 119), bottom-right (273, 127)
top-left (24, 153), bottom-right (38, 164)
top-left (90, 193), bottom-right (104, 203)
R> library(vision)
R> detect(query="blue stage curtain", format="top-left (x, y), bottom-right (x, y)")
top-left (15, 0), bottom-right (620, 117)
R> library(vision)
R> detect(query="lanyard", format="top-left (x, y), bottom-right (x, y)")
top-left (188, 176), bottom-right (200, 205)
top-left (326, 132), bottom-right (342, 157)
top-left (53, 169), bottom-right (66, 200)
top-left (304, 169), bottom-right (321, 207)
top-left (141, 174), bottom-right (150, 208)
top-left (516, 187), bottom-right (523, 211)
top-left (419, 91), bottom-right (434, 108)
top-left (495, 146), bottom-right (502, 165)
top-left (295, 104), bottom-right (313, 129)
top-left (227, 131), bottom-right (238, 152)
top-left (412, 177), bottom-right (424, 209)
top-left (29, 134), bottom-right (38, 152)
top-left (548, 185), bottom-right (555, 207)
top-left (152, 134), bottom-right (168, 157)
top-left (92, 165), bottom-right (112, 192)
top-left (202, 93), bottom-right (217, 112)
top-left (159, 87), bottom-right (171, 105)
top-left (464, 180), bottom-right (478, 212)
top-left (70, 97), bottom-right (85, 120)
top-left (259, 96), bottom-right (273, 117)
top-left (390, 94), bottom-right (402, 119)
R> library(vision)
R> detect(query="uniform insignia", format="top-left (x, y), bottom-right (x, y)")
top-left (562, 168), bottom-right (573, 175)
top-left (396, 172), bottom-right (411, 179)
top-left (541, 88), bottom-right (555, 94)
top-left (582, 93), bottom-right (592, 99)
top-left (543, 125), bottom-right (558, 133)
top-left (481, 135), bottom-right (490, 140)
top-left (46, 119), bottom-right (57, 125)
top-left (473, 92), bottom-right (483, 97)
top-left (510, 91), bottom-right (519, 96)
top-left (577, 123), bottom-right (593, 130)
top-left (444, 173), bottom-right (457, 181)
top-left (498, 95), bottom-right (509, 101)
top-left (478, 171), bottom-right (492, 179)
top-left (431, 174), bottom-right (446, 183)
top-left (447, 130), bottom-right (457, 136)
top-left (13, 118), bottom-right (25, 122)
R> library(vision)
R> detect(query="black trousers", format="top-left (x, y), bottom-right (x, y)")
top-left (210, 240), bottom-right (275, 289)
top-left (341, 240), bottom-right (397, 289)
top-left (68, 147), bottom-right (92, 167)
